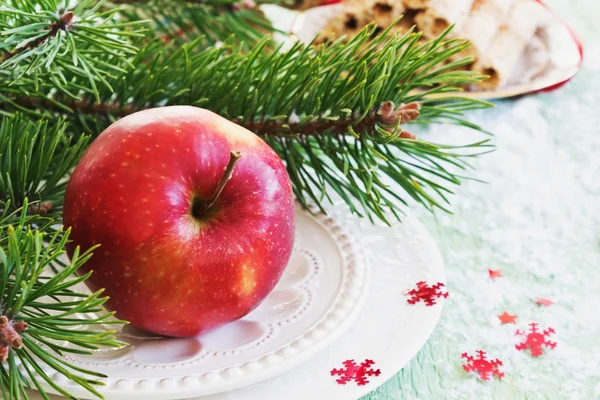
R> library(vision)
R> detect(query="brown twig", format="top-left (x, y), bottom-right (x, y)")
top-left (1, 11), bottom-right (75, 64)
top-left (12, 97), bottom-right (137, 118)
top-left (240, 101), bottom-right (420, 138)
top-left (7, 96), bottom-right (420, 138)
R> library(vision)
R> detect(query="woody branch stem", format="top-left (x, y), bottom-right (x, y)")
top-left (1, 11), bottom-right (75, 63)
top-left (7, 96), bottom-right (420, 138)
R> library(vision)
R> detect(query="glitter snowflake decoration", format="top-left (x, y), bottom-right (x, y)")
top-left (330, 359), bottom-right (381, 386)
top-left (406, 281), bottom-right (448, 306)
top-left (515, 322), bottom-right (556, 357)
top-left (461, 350), bottom-right (504, 381)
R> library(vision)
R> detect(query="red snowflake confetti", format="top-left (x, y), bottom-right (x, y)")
top-left (498, 311), bottom-right (518, 325)
top-left (488, 269), bottom-right (503, 280)
top-left (406, 281), bottom-right (448, 306)
top-left (535, 298), bottom-right (554, 306)
top-left (461, 350), bottom-right (504, 381)
top-left (330, 359), bottom-right (381, 386)
top-left (515, 323), bottom-right (557, 357)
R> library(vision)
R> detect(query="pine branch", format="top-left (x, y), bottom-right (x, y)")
top-left (1, 20), bottom-right (493, 222)
top-left (115, 0), bottom-right (282, 47)
top-left (0, 11), bottom-right (74, 63)
top-left (239, 102), bottom-right (421, 138)
top-left (0, 0), bottom-right (145, 102)
top-left (111, 0), bottom-right (282, 4)
top-left (3, 25), bottom-right (491, 128)
top-left (0, 205), bottom-right (125, 400)
top-left (0, 4), bottom-right (494, 220)
top-left (6, 96), bottom-right (419, 137)
top-left (0, 201), bottom-right (53, 246)
top-left (0, 114), bottom-right (89, 220)
top-left (110, 0), bottom-right (291, 7)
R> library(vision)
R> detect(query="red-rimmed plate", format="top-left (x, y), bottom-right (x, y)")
top-left (285, 0), bottom-right (583, 100)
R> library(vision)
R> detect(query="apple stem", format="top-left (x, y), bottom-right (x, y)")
top-left (198, 151), bottom-right (241, 214)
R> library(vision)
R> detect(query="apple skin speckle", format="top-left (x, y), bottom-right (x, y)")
top-left (63, 106), bottom-right (295, 338)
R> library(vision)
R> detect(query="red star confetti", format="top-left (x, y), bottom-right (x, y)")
top-left (405, 281), bottom-right (448, 306)
top-left (462, 350), bottom-right (504, 381)
top-left (515, 323), bottom-right (557, 357)
top-left (498, 311), bottom-right (518, 325)
top-left (535, 298), bottom-right (554, 306)
top-left (330, 359), bottom-right (381, 386)
top-left (488, 269), bottom-right (503, 280)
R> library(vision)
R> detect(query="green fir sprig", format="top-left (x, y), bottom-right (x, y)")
top-left (0, 0), bottom-right (145, 102)
top-left (0, 202), bottom-right (125, 400)
top-left (0, 114), bottom-right (89, 219)
top-left (1, 13), bottom-right (493, 221)
top-left (116, 0), bottom-right (287, 47)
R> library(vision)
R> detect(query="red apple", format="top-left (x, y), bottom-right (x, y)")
top-left (63, 106), bottom-right (295, 337)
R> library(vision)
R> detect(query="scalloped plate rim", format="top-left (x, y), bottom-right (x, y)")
top-left (33, 206), bottom-right (371, 400)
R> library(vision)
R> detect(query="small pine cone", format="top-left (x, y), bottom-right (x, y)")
top-left (377, 101), bottom-right (421, 126)
top-left (0, 345), bottom-right (9, 362)
top-left (0, 315), bottom-right (27, 361)
top-left (28, 201), bottom-right (53, 216)
top-left (399, 130), bottom-right (416, 139)
top-left (232, 0), bottom-right (257, 11)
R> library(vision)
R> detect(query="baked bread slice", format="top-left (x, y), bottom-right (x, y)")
top-left (295, 0), bottom-right (548, 90)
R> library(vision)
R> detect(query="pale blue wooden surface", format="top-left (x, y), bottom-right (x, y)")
top-left (364, 1), bottom-right (600, 399)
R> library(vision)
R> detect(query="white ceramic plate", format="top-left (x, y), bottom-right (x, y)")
top-left (283, 0), bottom-right (583, 100)
top-left (29, 204), bottom-right (445, 400)
top-left (204, 207), bottom-right (446, 400)
top-left (38, 206), bottom-right (370, 400)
